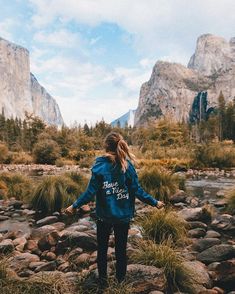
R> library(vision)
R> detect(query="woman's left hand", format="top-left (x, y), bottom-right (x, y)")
top-left (64, 205), bottom-right (76, 215)
top-left (156, 201), bottom-right (165, 209)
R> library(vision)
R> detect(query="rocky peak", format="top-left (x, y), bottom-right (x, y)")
top-left (0, 37), bottom-right (63, 125)
top-left (134, 34), bottom-right (235, 126)
top-left (188, 34), bottom-right (234, 76)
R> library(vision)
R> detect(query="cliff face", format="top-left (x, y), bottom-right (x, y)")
top-left (135, 34), bottom-right (235, 126)
top-left (0, 37), bottom-right (63, 125)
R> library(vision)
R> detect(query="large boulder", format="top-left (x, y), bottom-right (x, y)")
top-left (197, 245), bottom-right (235, 264)
top-left (59, 231), bottom-right (97, 251)
top-left (182, 260), bottom-right (212, 292)
top-left (178, 207), bottom-right (210, 222)
top-left (126, 264), bottom-right (166, 293)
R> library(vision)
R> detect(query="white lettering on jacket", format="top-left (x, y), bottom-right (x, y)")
top-left (102, 181), bottom-right (129, 200)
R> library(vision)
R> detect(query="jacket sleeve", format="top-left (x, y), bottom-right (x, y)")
top-left (72, 172), bottom-right (99, 208)
top-left (127, 162), bottom-right (158, 206)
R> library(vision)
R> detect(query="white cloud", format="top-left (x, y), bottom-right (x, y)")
top-left (29, 0), bottom-right (235, 55)
top-left (33, 29), bottom-right (82, 48)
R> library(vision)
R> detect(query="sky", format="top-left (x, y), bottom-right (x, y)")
top-left (0, 0), bottom-right (234, 126)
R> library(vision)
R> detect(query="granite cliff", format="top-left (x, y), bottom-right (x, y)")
top-left (0, 37), bottom-right (63, 125)
top-left (134, 34), bottom-right (235, 126)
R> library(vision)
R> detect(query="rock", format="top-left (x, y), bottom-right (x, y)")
top-left (31, 225), bottom-right (57, 239)
top-left (38, 231), bottom-right (60, 251)
top-left (57, 261), bottom-right (70, 272)
top-left (192, 238), bottom-right (221, 252)
top-left (43, 251), bottom-right (57, 261)
top-left (10, 200), bottom-right (23, 209)
top-left (0, 37), bottom-right (63, 125)
top-left (126, 264), bottom-right (166, 293)
top-left (0, 215), bottom-right (10, 221)
top-left (182, 261), bottom-right (212, 292)
top-left (67, 247), bottom-right (83, 260)
top-left (205, 230), bottom-right (221, 238)
top-left (35, 261), bottom-right (57, 272)
top-left (18, 269), bottom-right (34, 277)
top-left (24, 239), bottom-right (38, 252)
top-left (29, 261), bottom-right (47, 270)
top-left (60, 231), bottom-right (97, 251)
top-left (170, 190), bottom-right (187, 203)
top-left (188, 228), bottom-right (207, 238)
top-left (9, 252), bottom-right (40, 272)
top-left (13, 236), bottom-right (27, 247)
top-left (50, 222), bottom-right (65, 231)
top-left (36, 216), bottom-right (58, 227)
top-left (214, 259), bottom-right (235, 291)
top-left (211, 214), bottom-right (235, 233)
top-left (178, 207), bottom-right (209, 222)
top-left (188, 221), bottom-right (208, 230)
top-left (197, 245), bottom-right (235, 264)
top-left (74, 253), bottom-right (90, 267)
top-left (0, 239), bottom-right (14, 254)
top-left (134, 34), bottom-right (235, 125)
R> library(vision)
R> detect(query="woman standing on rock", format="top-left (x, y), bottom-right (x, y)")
top-left (65, 132), bottom-right (164, 287)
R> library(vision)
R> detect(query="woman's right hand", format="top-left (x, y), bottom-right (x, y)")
top-left (156, 201), bottom-right (165, 209)
top-left (64, 205), bottom-right (76, 215)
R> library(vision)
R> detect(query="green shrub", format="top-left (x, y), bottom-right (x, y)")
top-left (136, 208), bottom-right (188, 244)
top-left (0, 172), bottom-right (33, 201)
top-left (33, 139), bottom-right (61, 165)
top-left (131, 239), bottom-right (195, 292)
top-left (32, 173), bottom-right (88, 214)
top-left (192, 143), bottom-right (235, 168)
top-left (139, 167), bottom-right (180, 203)
top-left (226, 188), bottom-right (235, 213)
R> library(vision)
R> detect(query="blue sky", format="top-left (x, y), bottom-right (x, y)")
top-left (0, 0), bottom-right (234, 125)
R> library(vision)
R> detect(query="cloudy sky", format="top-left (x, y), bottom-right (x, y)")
top-left (0, 0), bottom-right (234, 125)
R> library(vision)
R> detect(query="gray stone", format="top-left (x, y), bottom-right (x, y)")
top-left (188, 228), bottom-right (206, 238)
top-left (205, 230), bottom-right (221, 238)
top-left (126, 264), bottom-right (166, 293)
top-left (60, 231), bottom-right (97, 251)
top-left (9, 252), bottom-right (40, 272)
top-left (36, 216), bottom-right (58, 227)
top-left (0, 215), bottom-right (10, 221)
top-left (35, 261), bottom-right (57, 272)
top-left (192, 238), bottom-right (221, 252)
top-left (197, 244), bottom-right (235, 264)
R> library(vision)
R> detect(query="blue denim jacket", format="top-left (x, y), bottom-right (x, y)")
top-left (72, 156), bottom-right (158, 223)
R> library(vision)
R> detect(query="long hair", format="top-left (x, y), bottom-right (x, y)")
top-left (104, 132), bottom-right (134, 172)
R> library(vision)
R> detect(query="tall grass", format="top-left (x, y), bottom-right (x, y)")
top-left (226, 188), bottom-right (235, 213)
top-left (131, 239), bottom-right (195, 293)
top-left (32, 173), bottom-right (88, 214)
top-left (136, 208), bottom-right (188, 244)
top-left (192, 143), bottom-right (235, 168)
top-left (139, 166), bottom-right (180, 203)
top-left (0, 172), bottom-right (33, 201)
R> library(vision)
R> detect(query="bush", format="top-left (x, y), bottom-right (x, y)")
top-left (0, 172), bottom-right (33, 201)
top-left (0, 180), bottom-right (8, 200)
top-left (11, 152), bottom-right (33, 164)
top-left (192, 143), bottom-right (235, 168)
top-left (131, 239), bottom-right (195, 292)
top-left (33, 139), bottom-right (61, 165)
top-left (136, 208), bottom-right (188, 244)
top-left (0, 143), bottom-right (9, 163)
top-left (32, 173), bottom-right (88, 214)
top-left (139, 167), bottom-right (180, 203)
top-left (55, 158), bottom-right (75, 167)
top-left (226, 188), bottom-right (235, 213)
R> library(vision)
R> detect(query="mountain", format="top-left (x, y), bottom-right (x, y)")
top-left (134, 34), bottom-right (235, 126)
top-left (111, 109), bottom-right (136, 128)
top-left (0, 37), bottom-right (63, 125)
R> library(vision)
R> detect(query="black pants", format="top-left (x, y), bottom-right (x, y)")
top-left (97, 220), bottom-right (129, 283)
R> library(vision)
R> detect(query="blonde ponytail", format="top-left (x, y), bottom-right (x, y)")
top-left (104, 132), bottom-right (135, 172)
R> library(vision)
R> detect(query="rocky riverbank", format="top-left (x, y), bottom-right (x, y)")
top-left (0, 175), bottom-right (235, 293)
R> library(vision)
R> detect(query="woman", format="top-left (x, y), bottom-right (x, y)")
top-left (65, 132), bottom-right (164, 286)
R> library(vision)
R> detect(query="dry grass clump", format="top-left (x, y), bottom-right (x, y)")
top-left (225, 187), bottom-right (235, 213)
top-left (32, 172), bottom-right (88, 214)
top-left (130, 239), bottom-right (195, 293)
top-left (139, 166), bottom-right (180, 203)
top-left (0, 172), bottom-right (33, 201)
top-left (136, 208), bottom-right (188, 244)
